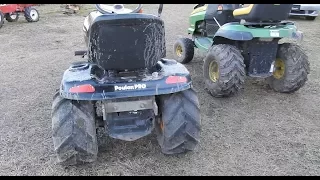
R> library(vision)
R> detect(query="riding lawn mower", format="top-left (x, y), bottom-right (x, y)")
top-left (52, 4), bottom-right (201, 165)
top-left (174, 4), bottom-right (310, 97)
top-left (0, 4), bottom-right (39, 28)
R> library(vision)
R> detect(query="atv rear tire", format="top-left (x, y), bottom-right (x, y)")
top-left (52, 91), bottom-right (98, 166)
top-left (203, 44), bottom-right (246, 97)
top-left (24, 7), bottom-right (39, 22)
top-left (5, 13), bottom-right (19, 22)
top-left (156, 88), bottom-right (201, 154)
top-left (0, 11), bottom-right (4, 28)
top-left (267, 43), bottom-right (310, 93)
top-left (173, 38), bottom-right (195, 64)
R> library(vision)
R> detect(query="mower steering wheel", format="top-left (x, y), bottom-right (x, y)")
top-left (95, 4), bottom-right (142, 14)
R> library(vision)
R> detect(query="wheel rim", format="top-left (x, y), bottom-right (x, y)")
top-left (10, 13), bottom-right (17, 19)
top-left (208, 61), bottom-right (219, 82)
top-left (30, 9), bottom-right (38, 21)
top-left (176, 45), bottom-right (183, 57)
top-left (273, 58), bottom-right (285, 79)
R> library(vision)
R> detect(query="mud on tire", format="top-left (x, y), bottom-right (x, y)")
top-left (267, 43), bottom-right (310, 93)
top-left (203, 44), bottom-right (246, 97)
top-left (155, 88), bottom-right (201, 154)
top-left (173, 37), bottom-right (195, 64)
top-left (52, 91), bottom-right (98, 166)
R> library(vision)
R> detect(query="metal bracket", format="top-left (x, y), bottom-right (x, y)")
top-left (158, 4), bottom-right (163, 17)
top-left (213, 17), bottom-right (221, 28)
top-left (102, 96), bottom-right (158, 116)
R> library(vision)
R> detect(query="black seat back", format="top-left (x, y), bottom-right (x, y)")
top-left (240, 4), bottom-right (293, 22)
top-left (88, 13), bottom-right (166, 71)
top-left (205, 4), bottom-right (241, 37)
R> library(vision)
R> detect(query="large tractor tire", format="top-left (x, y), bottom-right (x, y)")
top-left (0, 11), bottom-right (4, 28)
top-left (267, 43), bottom-right (310, 93)
top-left (52, 91), bottom-right (98, 166)
top-left (5, 12), bottom-right (19, 22)
top-left (156, 88), bottom-right (201, 154)
top-left (173, 37), bottom-right (195, 64)
top-left (203, 44), bottom-right (246, 97)
top-left (24, 7), bottom-right (39, 22)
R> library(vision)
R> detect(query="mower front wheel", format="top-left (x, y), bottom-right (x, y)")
top-left (24, 7), bottom-right (39, 22)
top-left (203, 44), bottom-right (246, 97)
top-left (5, 13), bottom-right (19, 22)
top-left (0, 11), bottom-right (4, 28)
top-left (267, 43), bottom-right (310, 93)
top-left (156, 88), bottom-right (201, 154)
top-left (173, 38), bottom-right (195, 64)
top-left (52, 91), bottom-right (98, 166)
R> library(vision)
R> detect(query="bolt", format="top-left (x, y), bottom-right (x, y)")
top-left (140, 103), bottom-right (146, 108)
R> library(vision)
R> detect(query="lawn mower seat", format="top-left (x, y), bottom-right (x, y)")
top-left (88, 13), bottom-right (166, 71)
top-left (233, 4), bottom-right (293, 23)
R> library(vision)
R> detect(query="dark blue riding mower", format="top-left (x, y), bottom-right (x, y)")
top-left (52, 4), bottom-right (201, 165)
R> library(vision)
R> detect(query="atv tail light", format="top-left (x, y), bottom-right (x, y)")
top-left (217, 5), bottom-right (223, 11)
top-left (165, 76), bottom-right (187, 84)
top-left (69, 84), bottom-right (95, 93)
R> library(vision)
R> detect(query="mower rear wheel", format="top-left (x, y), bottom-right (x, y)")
top-left (155, 88), bottom-right (201, 154)
top-left (52, 91), bottom-right (98, 166)
top-left (24, 7), bottom-right (39, 22)
top-left (0, 11), bottom-right (4, 28)
top-left (173, 38), bottom-right (195, 64)
top-left (203, 44), bottom-right (246, 97)
top-left (267, 43), bottom-right (310, 93)
top-left (5, 13), bottom-right (19, 22)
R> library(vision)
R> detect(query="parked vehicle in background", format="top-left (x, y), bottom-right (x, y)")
top-left (289, 4), bottom-right (320, 20)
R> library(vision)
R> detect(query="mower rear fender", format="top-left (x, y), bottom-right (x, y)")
top-left (59, 59), bottom-right (192, 101)
top-left (213, 22), bottom-right (302, 43)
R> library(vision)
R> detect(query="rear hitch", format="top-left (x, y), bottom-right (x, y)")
top-left (74, 50), bottom-right (87, 58)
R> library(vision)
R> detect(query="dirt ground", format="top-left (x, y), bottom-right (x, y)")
top-left (1, 4), bottom-right (320, 176)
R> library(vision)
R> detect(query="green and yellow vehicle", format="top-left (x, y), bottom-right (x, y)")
top-left (174, 4), bottom-right (309, 97)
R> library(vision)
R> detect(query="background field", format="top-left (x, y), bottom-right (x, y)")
top-left (0, 4), bottom-right (320, 176)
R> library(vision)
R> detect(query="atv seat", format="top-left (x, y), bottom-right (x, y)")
top-left (233, 4), bottom-right (293, 23)
top-left (88, 13), bottom-right (166, 71)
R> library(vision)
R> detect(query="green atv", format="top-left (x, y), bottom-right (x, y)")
top-left (174, 4), bottom-right (310, 97)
